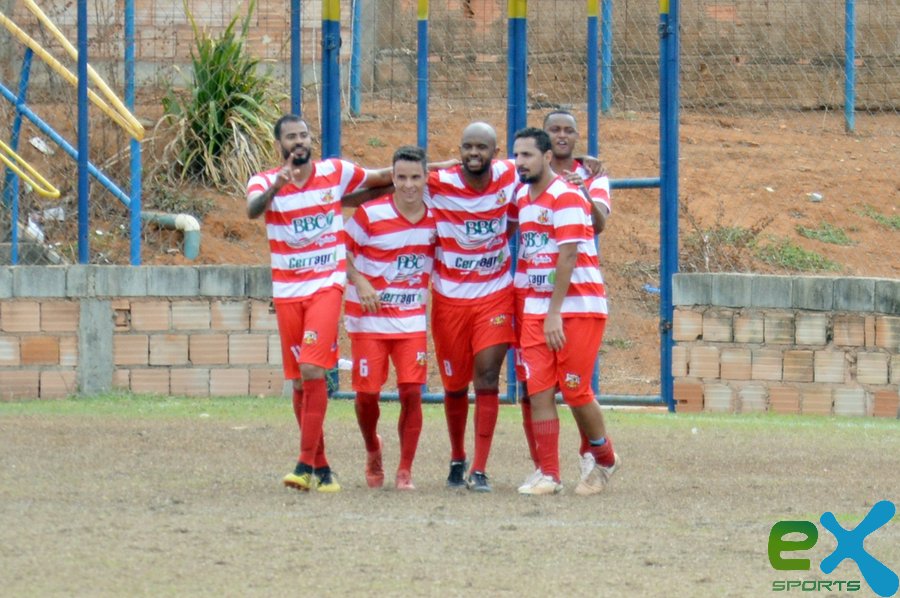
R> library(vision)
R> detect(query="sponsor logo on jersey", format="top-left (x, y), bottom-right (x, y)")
top-left (527, 270), bottom-right (556, 288)
top-left (416, 352), bottom-right (427, 366)
top-left (292, 211), bottom-right (335, 234)
top-left (288, 250), bottom-right (337, 271)
top-left (530, 254), bottom-right (553, 265)
top-left (565, 373), bottom-right (581, 389)
top-left (521, 231), bottom-right (550, 249)
top-left (395, 253), bottom-right (427, 276)
top-left (454, 252), bottom-right (503, 272)
top-left (315, 233), bottom-right (337, 247)
top-left (464, 218), bottom-right (502, 237)
top-left (490, 314), bottom-right (508, 326)
top-left (303, 330), bottom-right (318, 345)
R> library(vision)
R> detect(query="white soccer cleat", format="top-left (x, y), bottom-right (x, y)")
top-left (516, 468), bottom-right (543, 493)
top-left (518, 473), bottom-right (563, 496)
top-left (574, 452), bottom-right (620, 496)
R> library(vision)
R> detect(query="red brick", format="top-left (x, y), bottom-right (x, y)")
top-left (833, 387), bottom-right (868, 417)
top-left (703, 384), bottom-right (734, 413)
top-left (892, 356), bottom-right (900, 385)
top-left (229, 335), bottom-right (269, 365)
top-left (210, 369), bottom-right (250, 396)
top-left (688, 346), bottom-right (719, 379)
top-left (170, 368), bottom-right (210, 397)
top-left (875, 316), bottom-right (900, 351)
top-left (783, 350), bottom-right (814, 382)
top-left (21, 337), bottom-right (60, 365)
top-left (672, 345), bottom-right (687, 378)
top-left (794, 313), bottom-right (827, 346)
top-left (131, 369), bottom-right (170, 395)
top-left (114, 335), bottom-right (149, 366)
top-left (833, 315), bottom-right (865, 347)
top-left (268, 335), bottom-right (284, 366)
top-left (112, 369), bottom-right (130, 389)
top-left (865, 316), bottom-right (877, 349)
top-left (1, 302), bottom-right (41, 332)
top-left (0, 336), bottom-right (20, 366)
top-left (131, 301), bottom-right (171, 331)
top-left (113, 302), bottom-right (131, 331)
top-left (250, 368), bottom-right (285, 396)
top-left (674, 379), bottom-right (703, 413)
top-left (814, 351), bottom-right (846, 384)
top-left (211, 300), bottom-right (250, 331)
top-left (801, 386), bottom-right (833, 416)
top-left (856, 352), bottom-right (889, 385)
top-left (40, 302), bottom-right (79, 332)
top-left (769, 386), bottom-right (801, 415)
top-left (171, 301), bottom-right (211, 330)
top-left (752, 349), bottom-right (783, 381)
top-left (764, 313), bottom-right (794, 344)
top-left (733, 312), bottom-right (764, 344)
top-left (673, 310), bottom-right (702, 342)
top-left (738, 385), bottom-right (767, 413)
top-left (58, 337), bottom-right (78, 367)
top-left (40, 370), bottom-right (77, 399)
top-left (250, 300), bottom-right (278, 331)
top-left (702, 311), bottom-right (733, 342)
top-left (149, 334), bottom-right (189, 366)
top-left (873, 389), bottom-right (899, 418)
top-left (189, 334), bottom-right (229, 365)
top-left (720, 348), bottom-right (751, 380)
top-left (0, 370), bottom-right (40, 399)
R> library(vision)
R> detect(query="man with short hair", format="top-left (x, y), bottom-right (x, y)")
top-left (247, 114), bottom-right (392, 493)
top-left (344, 145), bottom-right (436, 491)
top-left (511, 127), bottom-right (619, 496)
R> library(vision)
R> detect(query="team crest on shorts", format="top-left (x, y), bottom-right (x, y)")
top-left (303, 330), bottom-right (318, 345)
top-left (537, 209), bottom-right (551, 225)
top-left (416, 352), bottom-right (427, 366)
top-left (564, 373), bottom-right (581, 389)
top-left (443, 360), bottom-right (453, 376)
top-left (319, 190), bottom-right (334, 204)
top-left (489, 314), bottom-right (507, 326)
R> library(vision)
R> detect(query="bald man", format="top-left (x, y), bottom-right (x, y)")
top-left (426, 122), bottom-right (519, 492)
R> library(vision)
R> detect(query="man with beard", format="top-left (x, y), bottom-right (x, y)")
top-left (247, 114), bottom-right (392, 493)
top-left (425, 121), bottom-right (520, 492)
top-left (511, 127), bottom-right (619, 496)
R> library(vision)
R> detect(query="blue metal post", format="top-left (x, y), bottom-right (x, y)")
top-left (587, 0), bottom-right (599, 156)
top-left (321, 0), bottom-right (341, 158)
top-left (125, 0), bottom-right (141, 265)
top-left (350, 0), bottom-right (362, 116)
top-left (844, 0), bottom-right (856, 133)
top-left (416, 0), bottom-right (429, 149)
top-left (291, 0), bottom-right (302, 115)
top-left (659, 0), bottom-right (679, 412)
top-left (506, 0), bottom-right (527, 155)
top-left (601, 0), bottom-right (613, 114)
top-left (77, 0), bottom-right (89, 263)
top-left (4, 49), bottom-right (33, 265)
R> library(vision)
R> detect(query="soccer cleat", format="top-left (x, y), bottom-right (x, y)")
top-left (446, 460), bottom-right (467, 488)
top-left (518, 474), bottom-right (563, 496)
top-left (315, 468), bottom-right (342, 493)
top-left (365, 434), bottom-right (385, 489)
top-left (517, 468), bottom-right (544, 493)
top-left (466, 470), bottom-right (492, 493)
top-left (574, 452), bottom-right (620, 496)
top-left (283, 462), bottom-right (314, 491)
top-left (395, 469), bottom-right (416, 491)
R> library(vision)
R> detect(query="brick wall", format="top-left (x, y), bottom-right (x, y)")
top-left (673, 274), bottom-right (900, 418)
top-left (0, 266), bottom-right (284, 400)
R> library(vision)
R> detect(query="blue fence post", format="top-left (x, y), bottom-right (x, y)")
top-left (350, 0), bottom-right (362, 116)
top-left (321, 0), bottom-right (341, 158)
top-left (125, 0), bottom-right (141, 265)
top-left (77, 0), bottom-right (89, 263)
top-left (659, 0), bottom-right (679, 412)
top-left (587, 0), bottom-right (599, 157)
top-left (506, 0), bottom-right (527, 155)
top-left (4, 48), bottom-right (33, 265)
top-left (844, 0), bottom-right (856, 133)
top-left (290, 0), bottom-right (302, 115)
top-left (601, 0), bottom-right (613, 114)
top-left (416, 0), bottom-right (429, 150)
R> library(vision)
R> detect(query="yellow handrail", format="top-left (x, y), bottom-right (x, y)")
top-left (0, 139), bottom-right (60, 199)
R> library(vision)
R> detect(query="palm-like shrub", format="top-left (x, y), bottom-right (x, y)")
top-left (160, 0), bottom-right (284, 193)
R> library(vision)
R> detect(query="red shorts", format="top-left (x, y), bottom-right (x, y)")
top-left (350, 335), bottom-right (427, 393)
top-left (274, 287), bottom-right (343, 379)
top-left (431, 289), bottom-right (516, 391)
top-left (520, 317), bottom-right (606, 407)
top-left (513, 287), bottom-right (527, 382)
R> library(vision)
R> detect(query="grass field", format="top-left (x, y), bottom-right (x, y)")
top-left (1, 396), bottom-right (898, 597)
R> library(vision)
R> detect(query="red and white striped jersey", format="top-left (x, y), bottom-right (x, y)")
top-left (425, 160), bottom-right (519, 302)
top-left (570, 161), bottom-right (612, 214)
top-left (513, 176), bottom-right (608, 319)
top-left (344, 196), bottom-right (437, 338)
top-left (247, 159), bottom-right (367, 302)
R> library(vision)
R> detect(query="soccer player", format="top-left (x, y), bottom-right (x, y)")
top-left (344, 146), bottom-right (436, 491)
top-left (247, 114), bottom-right (392, 493)
top-left (510, 127), bottom-right (620, 496)
top-left (426, 122), bottom-right (520, 492)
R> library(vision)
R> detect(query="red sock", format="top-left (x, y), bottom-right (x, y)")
top-left (397, 383), bottom-right (423, 472)
top-left (471, 388), bottom-right (499, 473)
top-left (300, 378), bottom-right (328, 466)
top-left (589, 436), bottom-right (616, 467)
top-left (355, 391), bottom-right (381, 453)
top-left (579, 428), bottom-right (590, 457)
top-left (292, 387), bottom-right (304, 461)
top-left (533, 418), bottom-right (560, 481)
top-left (520, 394), bottom-right (539, 468)
top-left (443, 388), bottom-right (469, 462)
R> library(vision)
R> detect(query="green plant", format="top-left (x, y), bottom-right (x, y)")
top-left (755, 238), bottom-right (840, 272)
top-left (145, 185), bottom-right (215, 218)
top-left (367, 137), bottom-right (386, 148)
top-left (160, 0), bottom-right (285, 193)
top-left (795, 222), bottom-right (854, 246)
top-left (680, 199), bottom-right (773, 272)
top-left (856, 205), bottom-right (900, 231)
